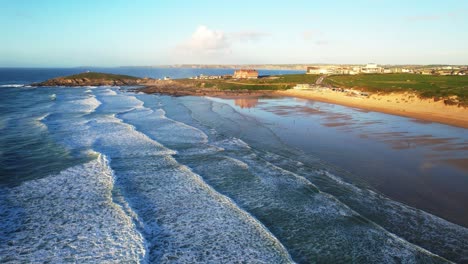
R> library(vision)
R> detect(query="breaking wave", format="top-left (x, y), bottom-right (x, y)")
top-left (0, 154), bottom-right (146, 263)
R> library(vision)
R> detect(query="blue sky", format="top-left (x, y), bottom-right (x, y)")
top-left (1, 0), bottom-right (467, 66)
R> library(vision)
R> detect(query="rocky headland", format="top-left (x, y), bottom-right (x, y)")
top-left (32, 72), bottom-right (150, 87)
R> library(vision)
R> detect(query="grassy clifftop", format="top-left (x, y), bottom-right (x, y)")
top-left (63, 72), bottom-right (140, 80)
top-left (171, 74), bottom-right (321, 91)
top-left (33, 72), bottom-right (145, 86)
top-left (323, 74), bottom-right (468, 106)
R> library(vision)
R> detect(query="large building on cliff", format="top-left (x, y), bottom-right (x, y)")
top-left (233, 69), bottom-right (259, 79)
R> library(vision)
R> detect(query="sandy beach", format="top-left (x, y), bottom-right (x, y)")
top-left (276, 89), bottom-right (468, 128)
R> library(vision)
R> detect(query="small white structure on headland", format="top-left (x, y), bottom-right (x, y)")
top-left (293, 84), bottom-right (313, 90)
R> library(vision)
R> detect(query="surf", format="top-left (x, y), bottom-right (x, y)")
top-left (38, 88), bottom-right (294, 263)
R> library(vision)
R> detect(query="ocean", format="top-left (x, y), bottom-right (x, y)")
top-left (0, 68), bottom-right (467, 263)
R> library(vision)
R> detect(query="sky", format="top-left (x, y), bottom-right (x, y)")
top-left (1, 0), bottom-right (467, 67)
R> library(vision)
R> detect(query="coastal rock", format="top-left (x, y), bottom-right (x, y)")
top-left (32, 72), bottom-right (150, 87)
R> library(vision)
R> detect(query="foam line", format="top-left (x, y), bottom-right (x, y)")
top-left (0, 154), bottom-right (146, 263)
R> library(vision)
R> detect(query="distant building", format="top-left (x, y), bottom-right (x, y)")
top-left (163, 76), bottom-right (171, 80)
top-left (361, 63), bottom-right (383, 74)
top-left (307, 66), bottom-right (328, 75)
top-left (233, 69), bottom-right (259, 79)
top-left (421, 69), bottom-right (433, 75)
top-left (334, 67), bottom-right (354, 75)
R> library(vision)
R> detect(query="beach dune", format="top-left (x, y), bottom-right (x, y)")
top-left (276, 89), bottom-right (468, 128)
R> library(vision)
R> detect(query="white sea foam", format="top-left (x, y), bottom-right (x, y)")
top-left (28, 89), bottom-right (456, 262)
top-left (95, 93), bottom-right (144, 113)
top-left (0, 84), bottom-right (25, 88)
top-left (52, 95), bottom-right (101, 114)
top-left (112, 156), bottom-right (293, 263)
top-left (213, 137), bottom-right (252, 151)
top-left (49, 113), bottom-right (176, 158)
top-left (35, 113), bottom-right (50, 121)
top-left (41, 91), bottom-right (294, 263)
top-left (119, 107), bottom-right (209, 145)
top-left (100, 88), bottom-right (118, 96)
top-left (33, 113), bottom-right (50, 130)
top-left (72, 96), bottom-right (101, 113)
top-left (0, 154), bottom-right (146, 263)
top-left (201, 137), bottom-right (449, 262)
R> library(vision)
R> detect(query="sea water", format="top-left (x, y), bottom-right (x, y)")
top-left (0, 68), bottom-right (467, 263)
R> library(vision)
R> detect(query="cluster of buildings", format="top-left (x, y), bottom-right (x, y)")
top-left (189, 74), bottom-right (224, 80)
top-left (307, 64), bottom-right (395, 75)
top-left (307, 64), bottom-right (467, 76)
top-left (415, 66), bottom-right (467, 76)
top-left (233, 69), bottom-right (259, 79)
top-left (187, 69), bottom-right (260, 80)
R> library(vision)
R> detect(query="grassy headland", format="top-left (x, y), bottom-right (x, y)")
top-left (323, 74), bottom-right (468, 106)
top-left (33, 72), bottom-right (145, 86)
top-left (164, 74), bottom-right (320, 91)
top-left (141, 74), bottom-right (321, 96)
top-left (64, 72), bottom-right (140, 80)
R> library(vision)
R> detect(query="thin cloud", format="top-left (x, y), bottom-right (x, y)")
top-left (303, 31), bottom-right (314, 40)
top-left (406, 15), bottom-right (441, 22)
top-left (315, 40), bottom-right (329, 46)
top-left (301, 30), bottom-right (324, 42)
top-left (405, 11), bottom-right (465, 22)
top-left (302, 30), bottom-right (328, 45)
top-left (231, 31), bottom-right (270, 42)
top-left (302, 30), bottom-right (323, 40)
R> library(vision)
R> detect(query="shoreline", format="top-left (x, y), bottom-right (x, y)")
top-left (141, 82), bottom-right (468, 128)
top-left (275, 89), bottom-right (468, 129)
top-left (30, 72), bottom-right (468, 129)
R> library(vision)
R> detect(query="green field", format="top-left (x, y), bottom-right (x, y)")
top-left (323, 74), bottom-right (468, 106)
top-left (64, 72), bottom-right (139, 80)
top-left (177, 74), bottom-right (320, 91)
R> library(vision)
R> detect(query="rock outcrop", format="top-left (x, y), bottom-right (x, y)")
top-left (32, 72), bottom-right (150, 87)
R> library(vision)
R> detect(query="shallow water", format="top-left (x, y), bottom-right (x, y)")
top-left (207, 96), bottom-right (468, 227)
top-left (0, 68), bottom-right (467, 263)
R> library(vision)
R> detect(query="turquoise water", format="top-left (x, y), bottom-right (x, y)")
top-left (0, 69), bottom-right (467, 263)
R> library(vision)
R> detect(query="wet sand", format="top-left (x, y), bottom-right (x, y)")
top-left (143, 83), bottom-right (468, 128)
top-left (207, 96), bottom-right (468, 227)
top-left (276, 89), bottom-right (468, 128)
